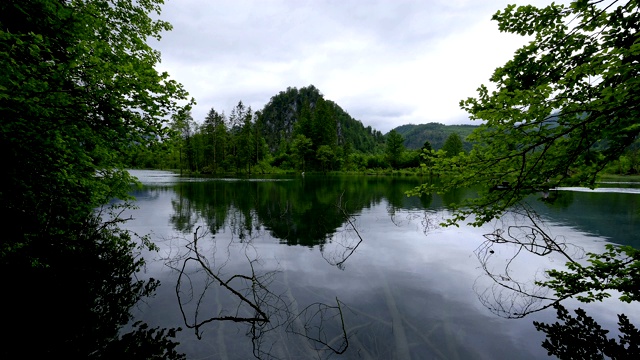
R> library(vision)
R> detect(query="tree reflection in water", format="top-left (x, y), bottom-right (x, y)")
top-left (320, 192), bottom-right (364, 270)
top-left (164, 226), bottom-right (349, 359)
top-left (163, 176), bottom-right (640, 357)
top-left (467, 202), bottom-right (639, 358)
top-left (534, 303), bottom-right (640, 359)
top-left (473, 203), bottom-right (585, 318)
top-left (2, 203), bottom-right (184, 359)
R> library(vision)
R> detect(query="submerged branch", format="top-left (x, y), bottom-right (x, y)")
top-left (166, 225), bottom-right (351, 358)
top-left (473, 203), bottom-right (585, 318)
top-left (321, 192), bottom-right (365, 270)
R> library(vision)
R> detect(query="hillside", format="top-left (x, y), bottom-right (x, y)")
top-left (258, 85), bottom-right (385, 153)
top-left (391, 123), bottom-right (478, 151)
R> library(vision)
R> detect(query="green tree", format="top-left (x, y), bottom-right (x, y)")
top-left (312, 98), bottom-right (338, 149)
top-left (414, 0), bottom-right (640, 226)
top-left (1, 0), bottom-right (189, 356)
top-left (237, 107), bottom-right (256, 173)
top-left (252, 110), bottom-right (268, 167)
top-left (440, 133), bottom-right (464, 158)
top-left (341, 142), bottom-right (354, 170)
top-left (421, 140), bottom-right (433, 153)
top-left (295, 99), bottom-right (314, 140)
top-left (203, 107), bottom-right (228, 173)
top-left (385, 130), bottom-right (405, 169)
top-left (259, 85), bottom-right (381, 156)
top-left (227, 101), bottom-right (251, 172)
top-left (411, 0), bottom-right (639, 356)
top-left (420, 140), bottom-right (435, 172)
top-left (316, 145), bottom-right (335, 173)
top-left (170, 111), bottom-right (197, 174)
top-left (291, 134), bottom-right (313, 171)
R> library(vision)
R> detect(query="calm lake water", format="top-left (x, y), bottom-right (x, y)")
top-left (124, 170), bottom-right (640, 359)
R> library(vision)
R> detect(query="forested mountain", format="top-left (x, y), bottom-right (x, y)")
top-left (391, 123), bottom-right (477, 151)
top-left (259, 85), bottom-right (384, 153)
top-left (127, 85), bottom-right (481, 173)
top-left (129, 85), bottom-right (391, 173)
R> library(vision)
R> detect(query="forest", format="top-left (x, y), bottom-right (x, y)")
top-left (125, 85), bottom-right (474, 174)
top-left (126, 83), bottom-right (640, 176)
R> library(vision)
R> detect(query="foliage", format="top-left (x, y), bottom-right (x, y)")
top-left (421, 140), bottom-right (433, 153)
top-left (440, 133), bottom-right (465, 158)
top-left (169, 111), bottom-right (198, 173)
top-left (1, 0), bottom-right (191, 256)
top-left (407, 0), bottom-right (640, 356)
top-left (317, 144), bottom-right (336, 172)
top-left (385, 130), bottom-right (405, 169)
top-left (399, 149), bottom-right (422, 168)
top-left (533, 304), bottom-right (640, 360)
top-left (129, 84), bottom-right (465, 173)
top-left (420, 141), bottom-right (436, 169)
top-left (144, 85), bottom-right (385, 174)
top-left (102, 322), bottom-right (185, 360)
top-left (201, 106), bottom-right (228, 173)
top-left (259, 85), bottom-right (384, 154)
top-left (604, 143), bottom-right (640, 175)
top-left (411, 0), bottom-right (640, 226)
top-left (541, 244), bottom-right (640, 304)
top-left (291, 134), bottom-right (314, 171)
top-left (1, 0), bottom-right (189, 356)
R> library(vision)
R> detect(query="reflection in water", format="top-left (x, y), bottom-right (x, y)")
top-left (126, 172), bottom-right (640, 359)
top-left (534, 303), bottom-right (640, 359)
top-left (167, 175), bottom-right (424, 247)
top-left (164, 226), bottom-right (348, 359)
top-left (137, 176), bottom-right (528, 358)
top-left (320, 193), bottom-right (365, 270)
top-left (539, 189), bottom-right (575, 209)
top-left (472, 203), bottom-right (586, 318)
top-left (466, 202), bottom-right (640, 357)
top-left (2, 203), bottom-right (184, 359)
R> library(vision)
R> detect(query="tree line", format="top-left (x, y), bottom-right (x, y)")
top-left (1, 0), bottom-right (188, 357)
top-left (125, 85), bottom-right (468, 174)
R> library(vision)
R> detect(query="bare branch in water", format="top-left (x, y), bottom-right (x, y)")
top-left (165, 226), bottom-right (350, 359)
top-left (472, 203), bottom-right (585, 318)
top-left (321, 192), bottom-right (364, 270)
top-left (286, 298), bottom-right (349, 355)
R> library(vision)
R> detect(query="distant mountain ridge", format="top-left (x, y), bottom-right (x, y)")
top-left (390, 123), bottom-right (478, 151)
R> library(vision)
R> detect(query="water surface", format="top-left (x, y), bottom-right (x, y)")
top-left (125, 170), bottom-right (640, 359)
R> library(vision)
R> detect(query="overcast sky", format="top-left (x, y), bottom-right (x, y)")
top-left (151, 0), bottom-right (558, 133)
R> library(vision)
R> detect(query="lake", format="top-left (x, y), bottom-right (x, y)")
top-left (123, 170), bottom-right (640, 359)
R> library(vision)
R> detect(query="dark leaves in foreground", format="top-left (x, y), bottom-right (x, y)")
top-left (534, 304), bottom-right (640, 360)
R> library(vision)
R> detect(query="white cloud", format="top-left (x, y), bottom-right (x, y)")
top-left (152, 0), bottom-right (562, 133)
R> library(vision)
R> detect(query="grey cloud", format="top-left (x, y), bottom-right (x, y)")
top-left (345, 101), bottom-right (410, 120)
top-left (151, 0), bottom-right (542, 132)
top-left (155, 0), bottom-right (489, 65)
